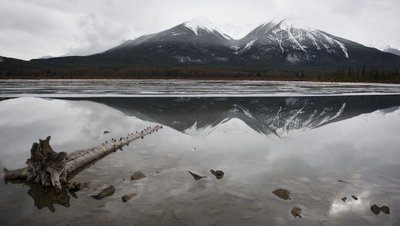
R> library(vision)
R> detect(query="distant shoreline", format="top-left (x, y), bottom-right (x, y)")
top-left (1, 76), bottom-right (399, 84)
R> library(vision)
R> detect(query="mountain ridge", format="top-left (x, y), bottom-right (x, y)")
top-left (1, 17), bottom-right (400, 80)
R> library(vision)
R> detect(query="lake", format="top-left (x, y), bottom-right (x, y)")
top-left (1, 80), bottom-right (400, 225)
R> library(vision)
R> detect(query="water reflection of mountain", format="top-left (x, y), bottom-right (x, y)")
top-left (74, 95), bottom-right (400, 138)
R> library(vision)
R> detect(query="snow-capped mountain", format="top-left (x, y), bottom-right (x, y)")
top-left (99, 17), bottom-right (399, 68)
top-left (20, 17), bottom-right (400, 71)
top-left (111, 19), bottom-right (232, 50)
top-left (235, 17), bottom-right (354, 65)
top-left (102, 19), bottom-right (235, 66)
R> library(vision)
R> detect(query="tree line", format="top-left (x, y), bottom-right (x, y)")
top-left (1, 65), bottom-right (399, 83)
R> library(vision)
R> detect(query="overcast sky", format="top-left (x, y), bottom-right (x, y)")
top-left (1, 0), bottom-right (399, 60)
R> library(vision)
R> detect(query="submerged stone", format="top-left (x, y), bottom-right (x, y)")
top-left (188, 171), bottom-right (207, 180)
top-left (291, 207), bottom-right (302, 218)
top-left (131, 171), bottom-right (146, 180)
top-left (272, 188), bottom-right (291, 200)
top-left (210, 169), bottom-right (224, 179)
top-left (380, 206), bottom-right (390, 214)
top-left (92, 185), bottom-right (115, 200)
top-left (122, 193), bottom-right (137, 202)
top-left (370, 204), bottom-right (380, 215)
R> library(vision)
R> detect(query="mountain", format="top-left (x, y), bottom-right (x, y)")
top-left (101, 19), bottom-right (236, 66)
top-left (384, 47), bottom-right (400, 56)
top-left (236, 18), bottom-right (350, 64)
top-left (234, 17), bottom-right (399, 69)
top-left (2, 17), bottom-right (400, 78)
top-left (0, 56), bottom-right (41, 70)
top-left (34, 17), bottom-right (399, 70)
top-left (33, 19), bottom-right (237, 68)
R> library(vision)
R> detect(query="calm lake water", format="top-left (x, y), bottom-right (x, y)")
top-left (1, 80), bottom-right (400, 226)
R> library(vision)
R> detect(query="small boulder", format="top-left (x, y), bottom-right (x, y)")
top-left (92, 185), bottom-right (115, 200)
top-left (351, 195), bottom-right (358, 200)
top-left (341, 197), bottom-right (347, 202)
top-left (370, 204), bottom-right (380, 215)
top-left (122, 193), bottom-right (137, 202)
top-left (380, 206), bottom-right (390, 214)
top-left (210, 169), bottom-right (224, 179)
top-left (188, 171), bottom-right (207, 180)
top-left (272, 188), bottom-right (291, 200)
top-left (131, 171), bottom-right (146, 180)
top-left (291, 207), bottom-right (302, 218)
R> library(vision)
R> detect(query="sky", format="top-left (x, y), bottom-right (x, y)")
top-left (0, 0), bottom-right (399, 60)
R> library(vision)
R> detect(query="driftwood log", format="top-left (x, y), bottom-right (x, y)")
top-left (3, 125), bottom-right (162, 189)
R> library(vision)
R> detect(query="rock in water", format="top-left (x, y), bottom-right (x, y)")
top-left (351, 195), bottom-right (358, 200)
top-left (380, 206), bottom-right (390, 214)
top-left (188, 171), bottom-right (207, 180)
top-left (291, 207), bottom-right (302, 218)
top-left (370, 204), bottom-right (380, 215)
top-left (272, 188), bottom-right (291, 200)
top-left (131, 171), bottom-right (146, 180)
top-left (122, 193), bottom-right (137, 202)
top-left (210, 169), bottom-right (224, 179)
top-left (341, 197), bottom-right (347, 202)
top-left (92, 185), bottom-right (115, 200)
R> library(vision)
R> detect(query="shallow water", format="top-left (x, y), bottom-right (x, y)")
top-left (1, 81), bottom-right (400, 225)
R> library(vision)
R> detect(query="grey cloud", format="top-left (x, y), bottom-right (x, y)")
top-left (0, 0), bottom-right (399, 60)
top-left (65, 14), bottom-right (132, 56)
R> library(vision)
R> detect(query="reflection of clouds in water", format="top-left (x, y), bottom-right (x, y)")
top-left (329, 191), bottom-right (370, 216)
top-left (0, 97), bottom-right (151, 166)
top-left (268, 106), bottom-right (400, 173)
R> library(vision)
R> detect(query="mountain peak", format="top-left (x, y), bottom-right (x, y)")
top-left (183, 18), bottom-right (219, 35)
top-left (182, 18), bottom-right (232, 40)
top-left (264, 16), bottom-right (316, 32)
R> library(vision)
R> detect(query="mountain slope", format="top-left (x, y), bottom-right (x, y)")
top-left (81, 19), bottom-right (237, 67)
top-left (384, 47), bottom-right (400, 56)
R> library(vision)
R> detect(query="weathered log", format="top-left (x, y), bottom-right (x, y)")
top-left (3, 125), bottom-right (162, 189)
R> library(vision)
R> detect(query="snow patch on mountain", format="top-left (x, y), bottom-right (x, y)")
top-left (274, 17), bottom-right (316, 35)
top-left (185, 118), bottom-right (260, 137)
top-left (237, 40), bottom-right (256, 54)
top-left (335, 40), bottom-right (349, 58)
top-left (230, 104), bottom-right (255, 119)
top-left (286, 54), bottom-right (301, 64)
top-left (174, 56), bottom-right (204, 64)
top-left (183, 19), bottom-right (232, 40)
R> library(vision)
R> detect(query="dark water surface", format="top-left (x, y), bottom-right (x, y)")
top-left (1, 80), bottom-right (400, 225)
